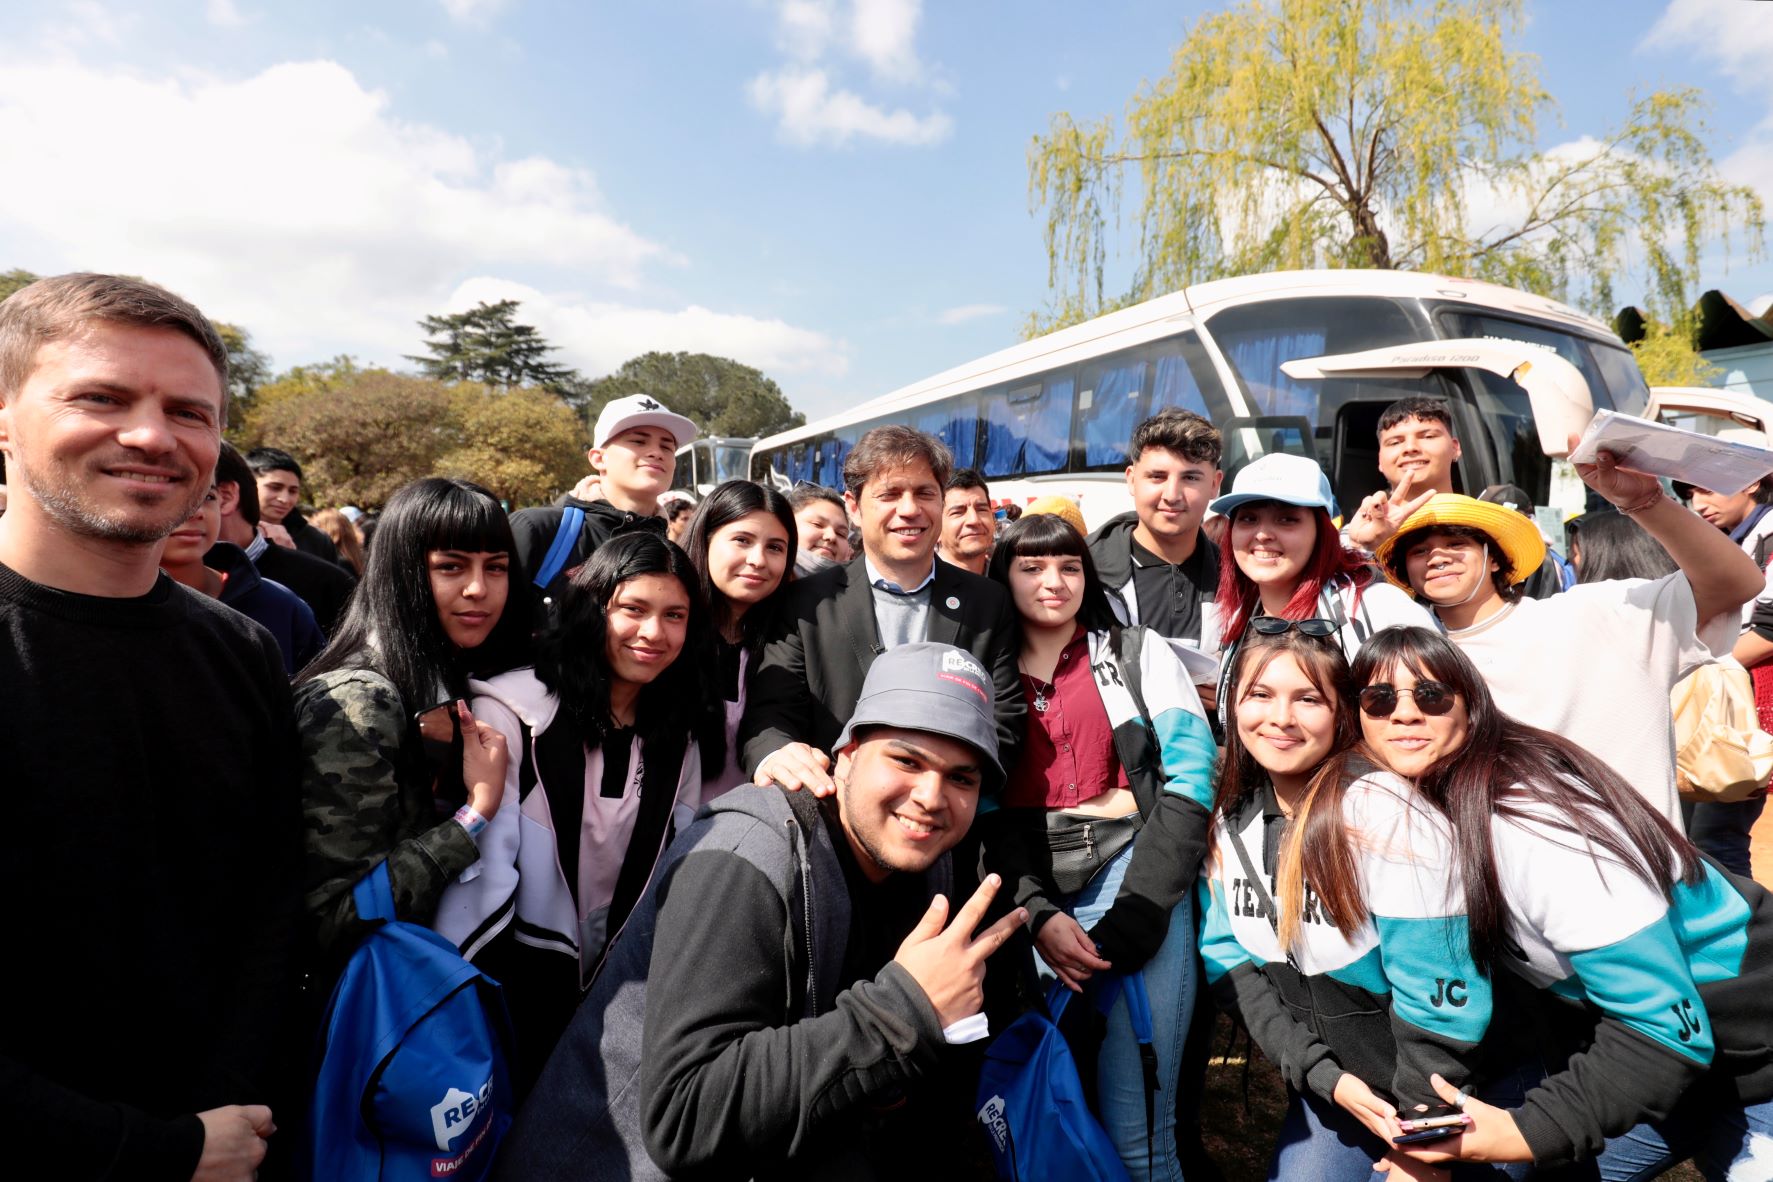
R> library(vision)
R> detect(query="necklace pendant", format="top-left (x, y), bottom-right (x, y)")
top-left (1033, 692), bottom-right (1049, 713)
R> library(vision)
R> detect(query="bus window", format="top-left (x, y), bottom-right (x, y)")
top-left (672, 450), bottom-right (697, 492)
top-left (1149, 332), bottom-right (1221, 420)
top-left (1586, 341), bottom-right (1653, 418)
top-left (817, 432), bottom-right (853, 488)
top-left (981, 375), bottom-right (1073, 478)
top-left (1464, 368), bottom-right (1552, 504)
top-left (715, 441), bottom-right (752, 483)
top-left (1436, 309), bottom-right (1639, 416)
top-left (916, 399), bottom-right (979, 469)
top-left (1076, 355), bottom-right (1147, 467)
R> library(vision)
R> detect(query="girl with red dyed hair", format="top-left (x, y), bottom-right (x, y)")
top-left (1209, 454), bottom-right (1432, 718)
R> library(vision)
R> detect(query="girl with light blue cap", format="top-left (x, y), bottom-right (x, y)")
top-left (1209, 453), bottom-right (1433, 705)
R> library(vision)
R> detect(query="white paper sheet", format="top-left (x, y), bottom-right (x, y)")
top-left (1568, 410), bottom-right (1773, 492)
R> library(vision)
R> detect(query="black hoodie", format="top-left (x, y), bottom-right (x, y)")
top-left (510, 496), bottom-right (665, 604)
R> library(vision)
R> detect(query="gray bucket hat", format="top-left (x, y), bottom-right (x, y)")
top-left (834, 642), bottom-right (1003, 783)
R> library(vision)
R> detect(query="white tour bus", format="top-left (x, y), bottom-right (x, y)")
top-left (750, 269), bottom-right (1647, 528)
top-left (671, 435), bottom-right (757, 499)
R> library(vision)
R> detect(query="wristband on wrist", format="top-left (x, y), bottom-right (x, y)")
top-left (1617, 487), bottom-right (1666, 515)
top-left (453, 804), bottom-right (489, 838)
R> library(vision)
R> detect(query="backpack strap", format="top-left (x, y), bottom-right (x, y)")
top-left (352, 860), bottom-right (398, 925)
top-left (531, 505), bottom-right (586, 590)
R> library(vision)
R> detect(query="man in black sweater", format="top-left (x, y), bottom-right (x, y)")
top-left (0, 273), bottom-right (301, 1181)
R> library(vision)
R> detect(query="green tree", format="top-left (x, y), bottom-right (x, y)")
top-left (1629, 324), bottom-right (1724, 388)
top-left (1027, 0), bottom-right (1764, 337)
top-left (212, 321), bottom-right (272, 414)
top-left (437, 384), bottom-right (587, 507)
top-left (0, 269), bottom-right (38, 302)
top-left (409, 299), bottom-right (578, 391)
top-left (243, 369), bottom-right (462, 508)
top-left (576, 351), bottom-right (805, 438)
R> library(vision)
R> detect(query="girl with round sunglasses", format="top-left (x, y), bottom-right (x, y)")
top-left (679, 480), bottom-right (798, 801)
top-left (1353, 627), bottom-right (1773, 1181)
top-left (985, 513), bottom-right (1218, 1180)
top-left (1203, 627), bottom-right (1571, 1181)
top-left (1210, 454), bottom-right (1433, 721)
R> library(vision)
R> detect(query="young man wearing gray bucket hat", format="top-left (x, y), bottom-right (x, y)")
top-left (496, 642), bottom-right (1027, 1181)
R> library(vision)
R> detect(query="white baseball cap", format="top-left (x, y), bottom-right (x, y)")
top-left (593, 394), bottom-right (699, 450)
top-left (1208, 452), bottom-right (1337, 517)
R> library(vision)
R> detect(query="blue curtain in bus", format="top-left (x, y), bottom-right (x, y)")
top-left (916, 405), bottom-right (978, 470)
top-left (817, 433), bottom-right (852, 488)
top-left (1151, 352), bottom-right (1209, 417)
top-left (1080, 361), bottom-right (1145, 466)
top-left (982, 380), bottom-right (1071, 478)
top-left (1221, 331), bottom-right (1324, 420)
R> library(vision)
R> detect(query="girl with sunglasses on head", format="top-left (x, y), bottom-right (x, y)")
top-left (984, 513), bottom-right (1218, 1181)
top-left (433, 530), bottom-right (716, 1092)
top-left (1202, 627), bottom-right (1570, 1182)
top-left (1211, 454), bottom-right (1432, 711)
top-left (1352, 626), bottom-right (1773, 1181)
top-left (679, 480), bottom-right (797, 800)
top-left (296, 477), bottom-right (533, 962)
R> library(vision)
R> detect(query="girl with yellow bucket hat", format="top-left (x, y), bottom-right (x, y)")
top-left (1373, 435), bottom-right (1763, 825)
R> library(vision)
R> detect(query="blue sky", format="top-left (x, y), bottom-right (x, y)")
top-left (0, 0), bottom-right (1768, 422)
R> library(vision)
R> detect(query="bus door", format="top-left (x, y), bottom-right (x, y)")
top-left (1281, 339), bottom-right (1595, 518)
top-left (1218, 414), bottom-right (1317, 486)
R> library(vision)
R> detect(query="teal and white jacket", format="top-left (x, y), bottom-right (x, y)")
top-left (1384, 793), bottom-right (1773, 1165)
top-left (1198, 769), bottom-right (1494, 1111)
top-left (987, 624), bottom-right (1218, 971)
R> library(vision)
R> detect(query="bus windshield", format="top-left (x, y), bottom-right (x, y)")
top-left (714, 442), bottom-right (751, 483)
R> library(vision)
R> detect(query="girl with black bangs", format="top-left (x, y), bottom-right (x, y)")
top-left (1350, 627), bottom-right (1773, 1181)
top-left (297, 477), bottom-right (533, 961)
top-left (435, 529), bottom-right (714, 1092)
top-left (679, 479), bottom-right (797, 800)
top-left (984, 512), bottom-right (1218, 1180)
top-left (1199, 628), bottom-right (1564, 1181)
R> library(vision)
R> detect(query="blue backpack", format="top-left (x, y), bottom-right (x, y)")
top-left (976, 973), bottom-right (1157, 1182)
top-left (308, 862), bottom-right (514, 1181)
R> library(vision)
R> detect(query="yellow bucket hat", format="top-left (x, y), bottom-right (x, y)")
top-left (1023, 494), bottom-right (1088, 536)
top-left (1373, 493), bottom-right (1547, 595)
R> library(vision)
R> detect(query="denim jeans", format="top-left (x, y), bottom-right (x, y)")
top-left (1035, 839), bottom-right (1196, 1181)
top-left (1684, 797), bottom-right (1767, 880)
top-left (1595, 1082), bottom-right (1773, 1181)
top-left (1269, 1060), bottom-right (1597, 1181)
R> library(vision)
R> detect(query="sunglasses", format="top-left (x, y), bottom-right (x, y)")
top-left (1358, 681), bottom-right (1458, 718)
top-left (1249, 617), bottom-right (1340, 639)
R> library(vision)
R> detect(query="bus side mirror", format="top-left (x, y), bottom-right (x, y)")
top-left (1280, 338), bottom-right (1594, 458)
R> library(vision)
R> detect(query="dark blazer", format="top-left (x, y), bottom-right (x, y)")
top-left (740, 555), bottom-right (1025, 784)
top-left (256, 543), bottom-right (356, 635)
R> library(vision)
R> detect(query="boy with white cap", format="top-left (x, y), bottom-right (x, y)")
top-left (511, 394), bottom-right (699, 605)
top-left (1375, 439), bottom-right (1763, 823)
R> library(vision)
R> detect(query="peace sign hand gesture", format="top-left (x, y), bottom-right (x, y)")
top-left (1344, 469), bottom-right (1436, 550)
top-left (894, 874), bottom-right (1027, 1026)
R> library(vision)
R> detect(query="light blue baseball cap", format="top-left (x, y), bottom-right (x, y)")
top-left (1208, 452), bottom-right (1337, 518)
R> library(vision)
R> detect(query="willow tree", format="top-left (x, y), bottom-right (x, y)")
top-left (1028, 0), bottom-right (1763, 339)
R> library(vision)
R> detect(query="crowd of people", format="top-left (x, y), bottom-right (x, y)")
top-left (6, 271), bottom-right (1773, 1182)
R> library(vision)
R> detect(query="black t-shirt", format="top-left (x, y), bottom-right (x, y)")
top-left (0, 561), bottom-right (301, 1178)
top-left (1129, 533), bottom-right (1217, 641)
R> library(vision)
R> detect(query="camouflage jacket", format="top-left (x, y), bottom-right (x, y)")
top-left (297, 667), bottom-right (480, 958)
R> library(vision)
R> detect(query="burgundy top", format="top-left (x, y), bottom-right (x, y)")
top-left (1003, 629), bottom-right (1128, 810)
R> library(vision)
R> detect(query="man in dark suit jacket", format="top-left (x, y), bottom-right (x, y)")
top-left (742, 426), bottom-right (1024, 793)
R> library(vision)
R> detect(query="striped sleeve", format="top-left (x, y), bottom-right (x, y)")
top-left (1343, 775), bottom-right (1492, 1111)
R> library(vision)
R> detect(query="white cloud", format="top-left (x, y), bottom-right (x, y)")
top-left (206, 0), bottom-right (247, 27)
top-left (1643, 0), bottom-right (1773, 90)
top-left (749, 66), bottom-right (950, 147)
top-left (752, 0), bottom-right (948, 147)
top-left (447, 277), bottom-right (850, 378)
top-left (0, 55), bottom-right (837, 377)
top-left (851, 0), bottom-right (922, 82)
top-left (776, 0), bottom-right (837, 60)
top-left (937, 303), bottom-right (1004, 325)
